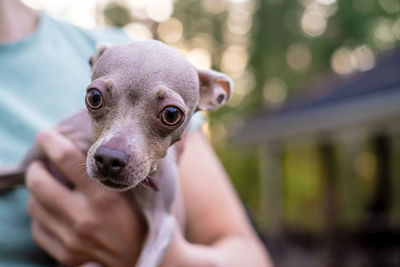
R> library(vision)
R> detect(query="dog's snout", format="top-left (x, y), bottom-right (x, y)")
top-left (94, 146), bottom-right (129, 176)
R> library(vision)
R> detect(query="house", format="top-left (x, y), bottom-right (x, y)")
top-left (230, 49), bottom-right (400, 266)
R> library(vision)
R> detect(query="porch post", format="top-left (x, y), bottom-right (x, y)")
top-left (258, 142), bottom-right (283, 234)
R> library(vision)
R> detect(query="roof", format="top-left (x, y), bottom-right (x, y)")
top-left (230, 49), bottom-right (400, 145)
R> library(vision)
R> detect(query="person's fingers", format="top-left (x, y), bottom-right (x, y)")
top-left (35, 129), bottom-right (96, 192)
top-left (27, 193), bottom-right (74, 247)
top-left (26, 162), bottom-right (111, 247)
top-left (26, 161), bottom-right (75, 219)
top-left (31, 221), bottom-right (87, 266)
top-left (27, 169), bottom-right (122, 266)
top-left (29, 196), bottom-right (109, 265)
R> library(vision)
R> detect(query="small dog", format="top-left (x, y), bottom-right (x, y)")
top-left (1, 40), bottom-right (233, 266)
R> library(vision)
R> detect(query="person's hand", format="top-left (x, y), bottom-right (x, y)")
top-left (26, 129), bottom-right (146, 267)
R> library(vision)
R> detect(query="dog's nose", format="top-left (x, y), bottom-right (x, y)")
top-left (94, 146), bottom-right (129, 176)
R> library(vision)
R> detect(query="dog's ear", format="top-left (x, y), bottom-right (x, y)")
top-left (89, 43), bottom-right (110, 69)
top-left (197, 69), bottom-right (234, 111)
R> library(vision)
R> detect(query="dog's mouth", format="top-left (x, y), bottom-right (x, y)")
top-left (142, 176), bottom-right (159, 191)
top-left (98, 178), bottom-right (130, 190)
top-left (96, 176), bottom-right (159, 191)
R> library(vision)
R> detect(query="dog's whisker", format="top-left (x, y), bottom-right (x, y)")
top-left (76, 163), bottom-right (88, 175)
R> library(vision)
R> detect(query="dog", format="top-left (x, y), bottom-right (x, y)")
top-left (0, 40), bottom-right (233, 266)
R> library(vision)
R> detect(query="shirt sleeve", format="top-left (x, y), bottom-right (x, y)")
top-left (88, 27), bottom-right (131, 45)
top-left (187, 112), bottom-right (206, 133)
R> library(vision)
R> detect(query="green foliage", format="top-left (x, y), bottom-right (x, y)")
top-left (283, 144), bottom-right (324, 232)
top-left (215, 145), bottom-right (261, 213)
top-left (104, 2), bottom-right (132, 27)
top-left (173, 0), bottom-right (228, 66)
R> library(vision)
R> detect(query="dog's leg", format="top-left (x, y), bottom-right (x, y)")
top-left (135, 214), bottom-right (175, 267)
top-left (133, 148), bottom-right (178, 267)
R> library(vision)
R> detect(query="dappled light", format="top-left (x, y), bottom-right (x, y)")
top-left (157, 17), bottom-right (183, 43)
top-left (330, 47), bottom-right (355, 75)
top-left (186, 48), bottom-right (211, 69)
top-left (374, 17), bottom-right (397, 50)
top-left (286, 43), bottom-right (312, 72)
top-left (263, 78), bottom-right (288, 107)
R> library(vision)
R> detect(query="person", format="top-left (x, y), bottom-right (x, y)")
top-left (0, 0), bottom-right (274, 266)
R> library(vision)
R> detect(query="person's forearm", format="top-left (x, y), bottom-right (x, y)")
top-left (169, 234), bottom-right (273, 267)
top-left (212, 235), bottom-right (273, 267)
top-left (188, 236), bottom-right (272, 267)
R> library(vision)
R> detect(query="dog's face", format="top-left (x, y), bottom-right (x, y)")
top-left (85, 41), bottom-right (232, 191)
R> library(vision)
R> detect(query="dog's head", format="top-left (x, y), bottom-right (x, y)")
top-left (85, 41), bottom-right (233, 191)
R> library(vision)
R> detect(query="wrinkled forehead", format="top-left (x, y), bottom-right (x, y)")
top-left (91, 42), bottom-right (199, 107)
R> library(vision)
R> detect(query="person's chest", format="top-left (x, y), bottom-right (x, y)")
top-left (0, 39), bottom-right (93, 166)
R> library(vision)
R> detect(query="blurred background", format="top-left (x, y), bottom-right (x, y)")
top-left (22, 0), bottom-right (400, 266)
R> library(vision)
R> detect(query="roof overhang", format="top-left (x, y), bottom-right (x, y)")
top-left (230, 88), bottom-right (400, 145)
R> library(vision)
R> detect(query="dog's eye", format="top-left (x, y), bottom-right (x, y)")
top-left (160, 106), bottom-right (183, 126)
top-left (86, 89), bottom-right (104, 110)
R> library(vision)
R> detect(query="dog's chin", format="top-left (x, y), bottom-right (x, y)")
top-left (88, 171), bottom-right (144, 192)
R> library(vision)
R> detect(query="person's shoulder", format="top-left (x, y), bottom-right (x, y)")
top-left (44, 12), bottom-right (130, 50)
top-left (87, 27), bottom-right (131, 44)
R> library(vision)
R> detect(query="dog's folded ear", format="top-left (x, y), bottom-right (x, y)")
top-left (89, 43), bottom-right (111, 69)
top-left (197, 69), bottom-right (234, 111)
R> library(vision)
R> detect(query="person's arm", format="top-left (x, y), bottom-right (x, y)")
top-left (160, 130), bottom-right (274, 267)
top-left (26, 130), bottom-right (145, 267)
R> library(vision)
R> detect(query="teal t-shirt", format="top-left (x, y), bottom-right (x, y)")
top-left (0, 12), bottom-right (129, 266)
